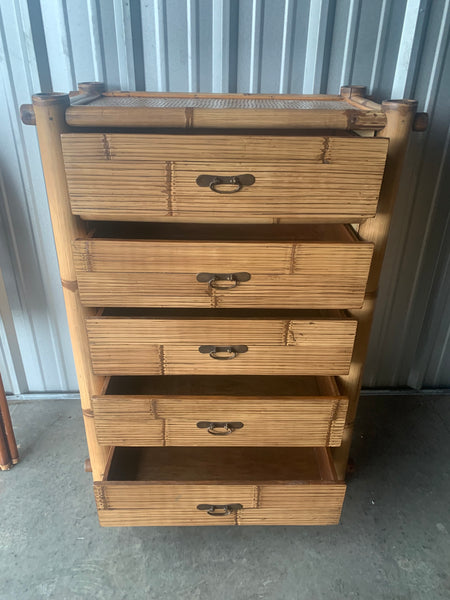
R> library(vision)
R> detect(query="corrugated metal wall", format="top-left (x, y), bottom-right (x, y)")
top-left (0, 0), bottom-right (449, 393)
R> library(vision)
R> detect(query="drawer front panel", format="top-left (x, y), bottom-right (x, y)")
top-left (95, 483), bottom-right (346, 526)
top-left (73, 239), bottom-right (374, 309)
top-left (62, 134), bottom-right (388, 222)
top-left (92, 394), bottom-right (349, 447)
top-left (86, 317), bottom-right (357, 376)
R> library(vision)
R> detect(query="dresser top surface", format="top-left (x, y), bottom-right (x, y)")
top-left (63, 90), bottom-right (386, 130)
top-left (85, 94), bottom-right (353, 111)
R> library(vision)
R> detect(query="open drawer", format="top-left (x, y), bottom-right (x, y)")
top-left (73, 223), bottom-right (373, 310)
top-left (95, 446), bottom-right (346, 526)
top-left (92, 375), bottom-right (348, 447)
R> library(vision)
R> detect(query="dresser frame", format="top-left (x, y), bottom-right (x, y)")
top-left (22, 83), bottom-right (423, 511)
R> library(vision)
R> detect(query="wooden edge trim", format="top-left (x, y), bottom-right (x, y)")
top-left (315, 447), bottom-right (339, 481)
top-left (345, 97), bottom-right (384, 111)
top-left (70, 93), bottom-right (103, 106)
top-left (413, 112), bottom-right (429, 132)
top-left (95, 478), bottom-right (342, 487)
top-left (69, 82), bottom-right (106, 106)
top-left (32, 92), bottom-right (70, 107)
top-left (61, 278), bottom-right (78, 292)
top-left (83, 312), bottom-right (356, 324)
top-left (97, 447), bottom-right (116, 483)
top-left (340, 85), bottom-right (367, 98)
top-left (102, 91), bottom-right (345, 100)
top-left (20, 104), bottom-right (35, 126)
top-left (78, 82), bottom-right (105, 95)
top-left (99, 377), bottom-right (110, 396)
top-left (65, 106), bottom-right (355, 129)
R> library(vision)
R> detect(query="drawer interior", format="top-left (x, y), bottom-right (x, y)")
top-left (104, 446), bottom-right (339, 483)
top-left (103, 374), bottom-right (338, 397)
top-left (86, 222), bottom-right (360, 243)
top-left (99, 307), bottom-right (347, 319)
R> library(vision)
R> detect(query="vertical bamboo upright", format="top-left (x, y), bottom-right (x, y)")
top-left (0, 373), bottom-right (19, 470)
top-left (333, 87), bottom-right (418, 478)
top-left (31, 91), bottom-right (109, 481)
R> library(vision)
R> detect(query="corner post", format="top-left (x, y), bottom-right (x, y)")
top-left (333, 99), bottom-right (418, 479)
top-left (31, 92), bottom-right (109, 480)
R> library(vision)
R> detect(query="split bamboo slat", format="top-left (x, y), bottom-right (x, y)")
top-left (96, 447), bottom-right (345, 526)
top-left (22, 83), bottom-right (422, 527)
top-left (62, 134), bottom-right (388, 223)
top-left (93, 375), bottom-right (348, 447)
top-left (85, 314), bottom-right (357, 376)
top-left (72, 228), bottom-right (374, 308)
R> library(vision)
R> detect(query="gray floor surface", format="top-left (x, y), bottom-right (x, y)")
top-left (0, 394), bottom-right (449, 600)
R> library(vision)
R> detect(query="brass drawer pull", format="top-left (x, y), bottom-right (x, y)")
top-left (197, 503), bottom-right (243, 516)
top-left (196, 173), bottom-right (255, 194)
top-left (196, 271), bottom-right (251, 290)
top-left (198, 345), bottom-right (248, 360)
top-left (196, 421), bottom-right (244, 435)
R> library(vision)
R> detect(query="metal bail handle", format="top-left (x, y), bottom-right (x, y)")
top-left (196, 272), bottom-right (251, 290)
top-left (196, 173), bottom-right (255, 194)
top-left (197, 503), bottom-right (243, 516)
top-left (196, 421), bottom-right (244, 435)
top-left (198, 345), bottom-right (248, 360)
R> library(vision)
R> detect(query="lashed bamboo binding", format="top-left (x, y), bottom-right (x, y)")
top-left (21, 83), bottom-right (424, 526)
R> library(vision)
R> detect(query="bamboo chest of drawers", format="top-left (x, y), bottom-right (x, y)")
top-left (23, 84), bottom-right (422, 526)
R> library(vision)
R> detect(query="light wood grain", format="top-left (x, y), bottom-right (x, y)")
top-left (86, 316), bottom-right (357, 376)
top-left (65, 90), bottom-right (386, 130)
top-left (29, 86), bottom-right (419, 527)
top-left (92, 375), bottom-right (348, 447)
top-left (62, 134), bottom-right (388, 222)
top-left (31, 94), bottom-right (109, 481)
top-left (332, 96), bottom-right (419, 479)
top-left (73, 236), bottom-right (374, 309)
top-left (95, 446), bottom-right (345, 526)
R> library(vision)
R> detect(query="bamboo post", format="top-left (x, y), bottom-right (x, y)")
top-left (333, 94), bottom-right (419, 479)
top-left (0, 373), bottom-right (18, 469)
top-left (30, 92), bottom-right (109, 481)
top-left (0, 416), bottom-right (11, 470)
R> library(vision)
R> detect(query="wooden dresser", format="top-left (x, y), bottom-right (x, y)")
top-left (22, 84), bottom-right (423, 526)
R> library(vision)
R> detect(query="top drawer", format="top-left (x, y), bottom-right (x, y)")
top-left (61, 134), bottom-right (388, 224)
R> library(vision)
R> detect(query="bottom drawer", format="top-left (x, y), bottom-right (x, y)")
top-left (95, 447), bottom-right (346, 526)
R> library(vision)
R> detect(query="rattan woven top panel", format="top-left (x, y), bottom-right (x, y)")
top-left (89, 96), bottom-right (355, 111)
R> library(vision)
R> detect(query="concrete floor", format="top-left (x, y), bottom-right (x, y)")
top-left (0, 394), bottom-right (449, 600)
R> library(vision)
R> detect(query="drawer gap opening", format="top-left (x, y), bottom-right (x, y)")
top-left (102, 375), bottom-right (339, 397)
top-left (99, 308), bottom-right (349, 320)
top-left (84, 222), bottom-right (359, 244)
top-left (103, 446), bottom-right (340, 483)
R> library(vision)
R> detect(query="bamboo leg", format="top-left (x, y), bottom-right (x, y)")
top-left (333, 96), bottom-right (418, 479)
top-left (31, 92), bottom-right (109, 481)
top-left (0, 414), bottom-right (12, 470)
top-left (0, 373), bottom-right (19, 468)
